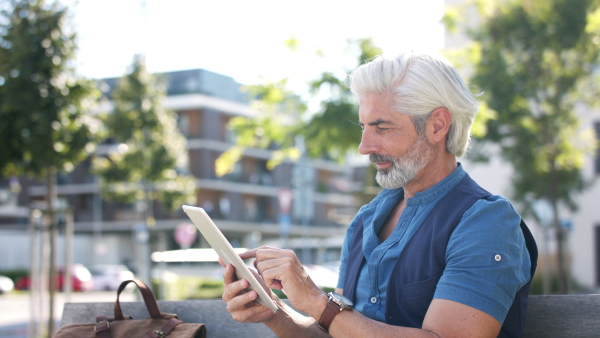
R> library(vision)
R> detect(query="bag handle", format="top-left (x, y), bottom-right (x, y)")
top-left (114, 279), bottom-right (162, 320)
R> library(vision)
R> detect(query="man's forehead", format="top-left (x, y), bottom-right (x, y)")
top-left (359, 92), bottom-right (393, 108)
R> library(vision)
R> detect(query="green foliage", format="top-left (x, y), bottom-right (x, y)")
top-left (0, 269), bottom-right (29, 282)
top-left (215, 79), bottom-right (304, 177)
top-left (152, 276), bottom-right (224, 300)
top-left (151, 274), bottom-right (336, 301)
top-left (0, 0), bottom-right (101, 177)
top-left (462, 0), bottom-right (600, 212)
top-left (184, 278), bottom-right (225, 300)
top-left (216, 38), bottom-right (381, 175)
top-left (234, 79), bottom-right (304, 150)
top-left (529, 268), bottom-right (593, 295)
top-left (302, 38), bottom-right (381, 161)
top-left (446, 0), bottom-right (600, 294)
top-left (441, 6), bottom-right (461, 34)
top-left (92, 56), bottom-right (196, 211)
top-left (271, 286), bottom-right (335, 300)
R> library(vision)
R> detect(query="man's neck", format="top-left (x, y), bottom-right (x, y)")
top-left (403, 155), bottom-right (457, 200)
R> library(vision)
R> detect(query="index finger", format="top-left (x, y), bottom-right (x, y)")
top-left (238, 247), bottom-right (260, 260)
top-left (239, 245), bottom-right (286, 260)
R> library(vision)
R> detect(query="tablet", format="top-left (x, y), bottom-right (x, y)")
top-left (182, 205), bottom-right (278, 311)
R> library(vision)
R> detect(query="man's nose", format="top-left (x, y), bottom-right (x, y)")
top-left (358, 131), bottom-right (377, 155)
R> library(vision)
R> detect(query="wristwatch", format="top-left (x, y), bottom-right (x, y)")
top-left (317, 292), bottom-right (353, 333)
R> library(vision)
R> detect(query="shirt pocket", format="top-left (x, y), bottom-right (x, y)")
top-left (398, 274), bottom-right (442, 318)
top-left (402, 274), bottom-right (442, 299)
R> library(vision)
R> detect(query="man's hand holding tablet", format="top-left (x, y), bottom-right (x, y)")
top-left (182, 205), bottom-right (279, 312)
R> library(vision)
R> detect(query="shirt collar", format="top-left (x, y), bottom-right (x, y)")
top-left (362, 163), bottom-right (467, 211)
top-left (406, 163), bottom-right (466, 206)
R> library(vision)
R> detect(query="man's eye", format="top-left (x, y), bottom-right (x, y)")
top-left (378, 127), bottom-right (388, 132)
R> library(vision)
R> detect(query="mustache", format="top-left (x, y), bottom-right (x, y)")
top-left (369, 154), bottom-right (396, 163)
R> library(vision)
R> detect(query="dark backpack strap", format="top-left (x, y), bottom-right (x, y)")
top-left (143, 318), bottom-right (183, 338)
top-left (95, 315), bottom-right (111, 338)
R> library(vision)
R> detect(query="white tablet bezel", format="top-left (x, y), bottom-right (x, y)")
top-left (182, 205), bottom-right (278, 311)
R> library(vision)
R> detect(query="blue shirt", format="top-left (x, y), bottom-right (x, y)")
top-left (337, 164), bottom-right (531, 324)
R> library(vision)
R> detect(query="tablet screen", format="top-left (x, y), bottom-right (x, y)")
top-left (182, 205), bottom-right (278, 311)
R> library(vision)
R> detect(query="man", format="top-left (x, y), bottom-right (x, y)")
top-left (222, 51), bottom-right (537, 337)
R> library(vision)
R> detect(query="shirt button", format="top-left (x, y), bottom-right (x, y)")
top-left (495, 254), bottom-right (502, 261)
top-left (370, 297), bottom-right (377, 303)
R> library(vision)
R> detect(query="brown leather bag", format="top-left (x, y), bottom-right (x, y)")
top-left (53, 279), bottom-right (206, 338)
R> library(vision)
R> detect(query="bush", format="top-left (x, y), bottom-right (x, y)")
top-left (186, 278), bottom-right (225, 300)
top-left (152, 276), bottom-right (224, 300)
top-left (529, 270), bottom-right (592, 295)
top-left (0, 269), bottom-right (29, 282)
top-left (153, 276), bottom-right (336, 301)
top-left (265, 286), bottom-right (335, 299)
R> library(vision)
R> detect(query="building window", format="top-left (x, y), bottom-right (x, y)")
top-left (177, 113), bottom-right (190, 137)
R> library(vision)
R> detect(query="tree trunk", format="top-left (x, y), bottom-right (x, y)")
top-left (46, 167), bottom-right (58, 336)
top-left (555, 222), bottom-right (568, 294)
top-left (549, 160), bottom-right (568, 294)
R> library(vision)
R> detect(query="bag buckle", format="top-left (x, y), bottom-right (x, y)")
top-left (94, 320), bottom-right (110, 331)
top-left (154, 330), bottom-right (166, 338)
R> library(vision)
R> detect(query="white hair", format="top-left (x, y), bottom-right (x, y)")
top-left (349, 51), bottom-right (479, 157)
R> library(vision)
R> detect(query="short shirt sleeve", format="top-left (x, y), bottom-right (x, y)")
top-left (434, 196), bottom-right (531, 324)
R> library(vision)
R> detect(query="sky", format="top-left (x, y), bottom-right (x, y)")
top-left (65, 0), bottom-right (445, 91)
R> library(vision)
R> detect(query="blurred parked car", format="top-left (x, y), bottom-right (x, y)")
top-left (15, 263), bottom-right (94, 292)
top-left (0, 275), bottom-right (15, 294)
top-left (89, 265), bottom-right (134, 291)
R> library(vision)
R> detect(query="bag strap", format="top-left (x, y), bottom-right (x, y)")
top-left (95, 315), bottom-right (111, 338)
top-left (143, 318), bottom-right (183, 338)
top-left (114, 279), bottom-right (162, 320)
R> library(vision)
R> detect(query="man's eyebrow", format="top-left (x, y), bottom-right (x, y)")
top-left (362, 119), bottom-right (392, 126)
top-left (355, 119), bottom-right (393, 127)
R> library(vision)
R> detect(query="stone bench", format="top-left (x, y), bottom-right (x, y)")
top-left (60, 295), bottom-right (600, 337)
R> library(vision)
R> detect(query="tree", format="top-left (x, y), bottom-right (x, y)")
top-left (92, 56), bottom-right (196, 281)
top-left (0, 0), bottom-right (100, 334)
top-left (215, 78), bottom-right (306, 176)
top-left (303, 38), bottom-right (381, 161)
top-left (446, 0), bottom-right (600, 293)
top-left (216, 38), bottom-right (382, 176)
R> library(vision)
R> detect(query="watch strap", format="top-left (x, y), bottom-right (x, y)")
top-left (317, 299), bottom-right (341, 333)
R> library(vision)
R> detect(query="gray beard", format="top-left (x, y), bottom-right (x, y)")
top-left (371, 137), bottom-right (433, 189)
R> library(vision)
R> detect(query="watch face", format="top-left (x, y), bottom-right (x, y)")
top-left (330, 292), bottom-right (353, 309)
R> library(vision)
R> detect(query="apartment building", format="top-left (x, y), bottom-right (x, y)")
top-left (0, 68), bottom-right (360, 274)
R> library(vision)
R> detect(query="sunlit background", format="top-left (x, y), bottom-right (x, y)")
top-left (68, 0), bottom-right (444, 88)
top-left (1, 0), bottom-right (600, 337)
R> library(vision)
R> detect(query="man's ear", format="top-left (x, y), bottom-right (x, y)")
top-left (427, 107), bottom-right (452, 144)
